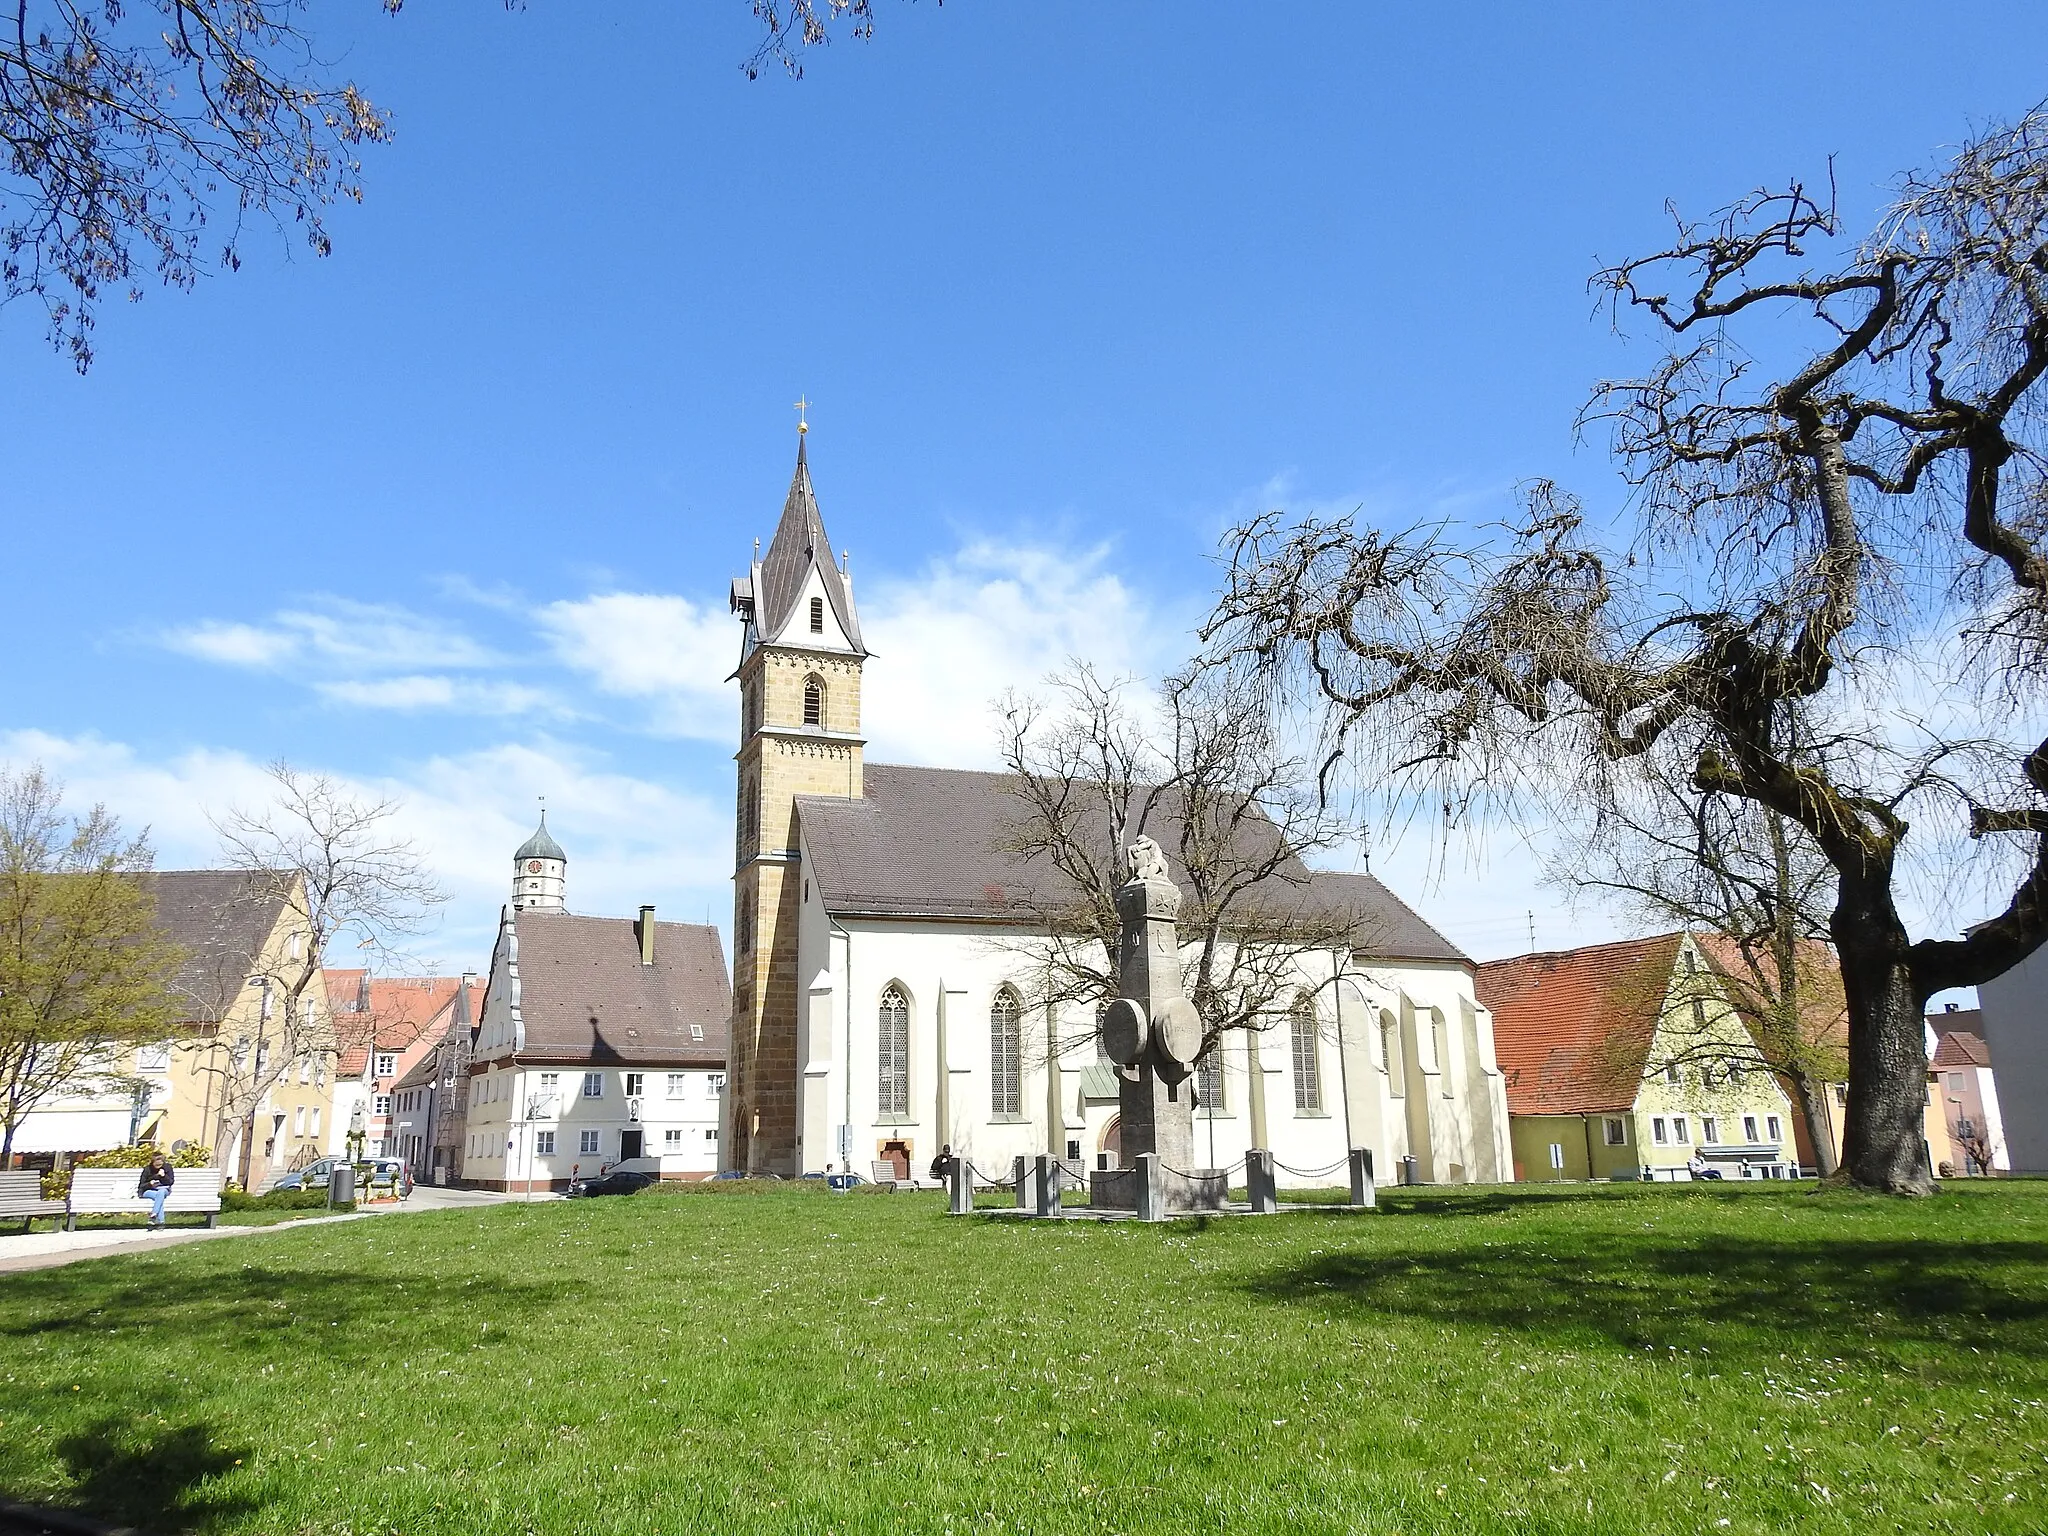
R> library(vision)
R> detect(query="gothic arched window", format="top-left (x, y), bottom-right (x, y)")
top-left (878, 984), bottom-right (910, 1118)
top-left (1290, 994), bottom-right (1322, 1112)
top-left (742, 776), bottom-right (758, 845)
top-left (990, 987), bottom-right (1022, 1117)
top-left (1196, 1041), bottom-right (1224, 1113)
top-left (803, 674), bottom-right (825, 727)
top-left (809, 596), bottom-right (825, 633)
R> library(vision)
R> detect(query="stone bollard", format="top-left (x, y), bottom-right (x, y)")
top-left (1349, 1147), bottom-right (1376, 1209)
top-left (1135, 1153), bottom-right (1164, 1222)
top-left (1245, 1149), bottom-right (1278, 1215)
top-left (1034, 1154), bottom-right (1061, 1218)
top-left (948, 1158), bottom-right (973, 1216)
top-left (1013, 1154), bottom-right (1032, 1210)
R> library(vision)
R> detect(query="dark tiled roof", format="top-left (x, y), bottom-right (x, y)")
top-left (795, 764), bottom-right (1468, 963)
top-left (513, 913), bottom-right (730, 1066)
top-left (755, 439), bottom-right (864, 651)
top-left (1477, 934), bottom-right (1682, 1116)
top-left (1933, 1029), bottom-right (1992, 1069)
top-left (515, 813), bottom-right (567, 863)
top-left (135, 870), bottom-right (290, 1023)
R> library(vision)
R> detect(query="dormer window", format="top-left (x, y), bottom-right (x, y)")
top-left (809, 596), bottom-right (824, 633)
top-left (803, 675), bottom-right (824, 727)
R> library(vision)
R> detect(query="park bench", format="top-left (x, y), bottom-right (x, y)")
top-left (869, 1160), bottom-right (941, 1191)
top-left (66, 1167), bottom-right (225, 1229)
top-left (0, 1170), bottom-right (67, 1232)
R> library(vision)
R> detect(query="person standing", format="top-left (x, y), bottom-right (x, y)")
top-left (137, 1153), bottom-right (175, 1229)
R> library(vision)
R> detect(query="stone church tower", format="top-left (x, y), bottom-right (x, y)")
top-left (727, 431), bottom-right (867, 1172)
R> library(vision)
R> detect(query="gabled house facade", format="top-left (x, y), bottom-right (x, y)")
top-left (325, 970), bottom-right (470, 1158)
top-left (1479, 932), bottom-right (1801, 1182)
top-left (1930, 1008), bottom-right (2008, 1175)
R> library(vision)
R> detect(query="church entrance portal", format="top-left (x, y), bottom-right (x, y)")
top-left (879, 1139), bottom-right (912, 1180)
top-left (620, 1129), bottom-right (644, 1162)
top-left (1098, 1116), bottom-right (1121, 1168)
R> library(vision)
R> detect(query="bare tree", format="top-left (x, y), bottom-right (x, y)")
top-left (1208, 107), bottom-right (2048, 1195)
top-left (1548, 736), bottom-right (1850, 1174)
top-left (996, 662), bottom-right (1367, 1073)
top-left (203, 761), bottom-right (445, 1185)
top-left (0, 764), bottom-right (177, 1159)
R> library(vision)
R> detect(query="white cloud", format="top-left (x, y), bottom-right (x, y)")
top-left (315, 676), bottom-right (558, 716)
top-left (164, 621), bottom-right (302, 669)
top-left (859, 540), bottom-right (1192, 769)
top-left (161, 599), bottom-right (496, 674)
top-left (536, 592), bottom-right (737, 740)
top-left (0, 730), bottom-right (731, 971)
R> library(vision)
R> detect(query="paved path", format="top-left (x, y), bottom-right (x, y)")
top-left (0, 1186), bottom-right (537, 1276)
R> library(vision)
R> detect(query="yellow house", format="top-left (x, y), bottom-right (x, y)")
top-left (1478, 932), bottom-right (1801, 1182)
top-left (130, 870), bottom-right (340, 1189)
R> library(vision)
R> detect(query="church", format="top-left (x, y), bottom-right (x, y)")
top-left (725, 433), bottom-right (1514, 1188)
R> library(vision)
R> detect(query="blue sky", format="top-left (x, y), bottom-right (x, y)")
top-left (3, 3), bottom-right (2042, 975)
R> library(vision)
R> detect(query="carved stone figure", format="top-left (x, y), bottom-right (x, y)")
top-left (1126, 834), bottom-right (1171, 885)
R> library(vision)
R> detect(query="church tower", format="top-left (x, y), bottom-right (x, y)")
top-left (512, 811), bottom-right (567, 913)
top-left (726, 428), bottom-right (867, 1173)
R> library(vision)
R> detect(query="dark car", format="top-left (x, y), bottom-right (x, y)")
top-left (569, 1168), bottom-right (656, 1198)
top-left (707, 1169), bottom-right (781, 1181)
top-left (799, 1171), bottom-right (866, 1190)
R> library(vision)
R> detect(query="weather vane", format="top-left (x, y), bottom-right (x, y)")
top-left (794, 395), bottom-right (810, 434)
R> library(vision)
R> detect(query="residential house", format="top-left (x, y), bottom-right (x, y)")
top-left (1930, 1006), bottom-right (2008, 1175)
top-left (325, 969), bottom-right (470, 1158)
top-left (1479, 932), bottom-right (1801, 1182)
top-left (463, 824), bottom-right (730, 1192)
top-left (389, 977), bottom-right (479, 1184)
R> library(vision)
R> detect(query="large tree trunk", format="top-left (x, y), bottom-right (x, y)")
top-left (1834, 878), bottom-right (1933, 1194)
top-left (1791, 1071), bottom-right (1840, 1180)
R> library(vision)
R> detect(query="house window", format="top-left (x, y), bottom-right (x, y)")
top-left (990, 987), bottom-right (1022, 1117)
top-left (803, 675), bottom-right (825, 727)
top-left (667, 1073), bottom-right (687, 1098)
top-left (664, 1129), bottom-right (683, 1149)
top-left (1726, 1061), bottom-right (1745, 1088)
top-left (878, 984), bottom-right (911, 1118)
top-left (809, 596), bottom-right (824, 633)
top-left (1290, 995), bottom-right (1322, 1112)
top-left (1692, 998), bottom-right (1709, 1030)
top-left (539, 1072), bottom-right (560, 1099)
top-left (690, 1023), bottom-right (704, 1040)
top-left (375, 1053), bottom-right (396, 1079)
top-left (374, 1094), bottom-right (392, 1116)
top-left (1672, 1116), bottom-right (1690, 1144)
top-left (310, 1108), bottom-right (321, 1137)
top-left (315, 1058), bottom-right (326, 1089)
top-left (1682, 950), bottom-right (1697, 974)
top-left (294, 1106), bottom-right (306, 1136)
top-left (136, 1043), bottom-right (171, 1072)
top-left (1652, 1117), bottom-right (1669, 1144)
top-left (299, 1054), bottom-right (312, 1084)
top-left (583, 1072), bottom-right (604, 1099)
top-left (708, 1074), bottom-right (725, 1095)
top-left (1603, 1117), bottom-right (1626, 1146)
top-left (536, 1131), bottom-right (556, 1156)
top-left (579, 1130), bottom-right (601, 1155)
top-left (1548, 1143), bottom-right (1565, 1170)
top-left (1766, 1115), bottom-right (1781, 1141)
top-left (1664, 1063), bottom-right (1682, 1086)
top-left (1742, 1114), bottom-right (1759, 1141)
top-left (705, 1129), bottom-right (717, 1142)
top-left (1702, 1117), bottom-right (1719, 1144)
top-left (624, 1073), bottom-right (645, 1099)
top-left (1197, 1046), bottom-right (1225, 1114)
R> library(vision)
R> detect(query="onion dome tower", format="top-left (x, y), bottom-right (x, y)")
top-left (512, 809), bottom-right (567, 913)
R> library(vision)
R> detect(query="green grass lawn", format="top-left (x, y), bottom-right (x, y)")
top-left (1, 1180), bottom-right (2044, 1535)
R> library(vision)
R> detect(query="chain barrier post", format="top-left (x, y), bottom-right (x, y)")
top-left (1246, 1148), bottom-right (1278, 1215)
top-left (948, 1156), bottom-right (973, 1216)
top-left (1349, 1146), bottom-right (1376, 1209)
top-left (1034, 1153), bottom-right (1060, 1218)
top-left (1013, 1154), bottom-right (1031, 1210)
top-left (1135, 1153), bottom-right (1163, 1222)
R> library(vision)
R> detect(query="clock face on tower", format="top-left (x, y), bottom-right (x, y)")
top-left (527, 860), bottom-right (543, 873)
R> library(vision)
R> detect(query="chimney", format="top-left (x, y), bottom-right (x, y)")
top-left (638, 905), bottom-right (656, 966)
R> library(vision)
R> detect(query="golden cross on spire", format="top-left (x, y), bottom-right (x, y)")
top-left (793, 395), bottom-right (810, 434)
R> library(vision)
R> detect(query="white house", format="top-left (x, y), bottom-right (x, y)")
top-left (462, 828), bottom-right (731, 1192)
top-left (726, 434), bottom-right (1513, 1188)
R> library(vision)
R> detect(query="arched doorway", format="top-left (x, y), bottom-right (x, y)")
top-left (1098, 1115), bottom-right (1121, 1168)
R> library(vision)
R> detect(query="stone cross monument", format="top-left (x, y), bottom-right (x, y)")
top-left (1096, 836), bottom-right (1219, 1212)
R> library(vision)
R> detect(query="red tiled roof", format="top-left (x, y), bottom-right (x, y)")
top-left (1476, 934), bottom-right (1683, 1116)
top-left (1692, 933), bottom-right (1849, 1064)
top-left (1933, 1029), bottom-right (1991, 1069)
top-left (329, 972), bottom-right (470, 1074)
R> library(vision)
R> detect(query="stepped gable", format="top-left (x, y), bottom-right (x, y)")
top-left (795, 762), bottom-right (1467, 962)
top-left (1476, 933), bottom-right (1684, 1115)
top-left (511, 912), bottom-right (730, 1066)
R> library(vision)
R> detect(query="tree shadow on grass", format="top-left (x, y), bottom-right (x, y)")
top-left (35, 1416), bottom-right (256, 1534)
top-left (1240, 1232), bottom-right (2048, 1366)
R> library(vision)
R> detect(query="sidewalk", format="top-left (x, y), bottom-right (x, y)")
top-left (0, 1211), bottom-right (375, 1275)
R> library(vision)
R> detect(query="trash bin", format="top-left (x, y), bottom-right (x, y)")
top-left (1400, 1154), bottom-right (1419, 1186)
top-left (328, 1163), bottom-right (357, 1206)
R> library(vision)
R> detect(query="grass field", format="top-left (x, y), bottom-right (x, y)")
top-left (0, 1180), bottom-right (2044, 1535)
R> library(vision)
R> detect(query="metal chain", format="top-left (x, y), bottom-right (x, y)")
top-left (1269, 1157), bottom-right (1351, 1179)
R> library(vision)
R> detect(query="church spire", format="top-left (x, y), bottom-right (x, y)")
top-left (746, 430), bottom-right (865, 655)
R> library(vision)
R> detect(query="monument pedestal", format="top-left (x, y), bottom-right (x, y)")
top-left (1089, 1152), bottom-right (1229, 1217)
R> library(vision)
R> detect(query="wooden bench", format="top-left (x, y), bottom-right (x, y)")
top-left (869, 1160), bottom-right (941, 1191)
top-left (66, 1167), bottom-right (225, 1229)
top-left (0, 1170), bottom-right (66, 1232)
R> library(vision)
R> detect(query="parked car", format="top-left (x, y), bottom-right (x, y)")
top-left (707, 1169), bottom-right (782, 1181)
top-left (570, 1168), bottom-right (656, 1198)
top-left (272, 1157), bottom-right (413, 1198)
top-left (799, 1171), bottom-right (866, 1190)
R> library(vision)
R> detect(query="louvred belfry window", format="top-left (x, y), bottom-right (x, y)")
top-left (878, 985), bottom-right (910, 1118)
top-left (803, 675), bottom-right (825, 727)
top-left (810, 596), bottom-right (824, 632)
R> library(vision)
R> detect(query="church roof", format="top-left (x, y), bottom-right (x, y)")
top-left (793, 763), bottom-right (1468, 964)
top-left (753, 438), bottom-right (865, 652)
top-left (1476, 934), bottom-right (1684, 1116)
top-left (507, 911), bottom-right (730, 1067)
top-left (515, 813), bottom-right (567, 864)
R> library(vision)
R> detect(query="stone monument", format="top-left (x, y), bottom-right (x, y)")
top-left (1091, 836), bottom-right (1225, 1214)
